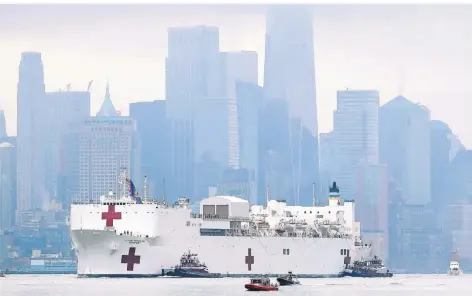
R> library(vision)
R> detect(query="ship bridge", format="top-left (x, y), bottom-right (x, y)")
top-left (197, 196), bottom-right (250, 235)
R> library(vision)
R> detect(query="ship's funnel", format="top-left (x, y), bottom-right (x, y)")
top-left (329, 182), bottom-right (340, 198)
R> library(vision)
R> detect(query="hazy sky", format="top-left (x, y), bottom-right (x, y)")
top-left (1, 4), bottom-right (472, 146)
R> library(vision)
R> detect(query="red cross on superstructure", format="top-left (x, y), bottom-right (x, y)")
top-left (245, 248), bottom-right (254, 271)
top-left (121, 247), bottom-right (141, 271)
top-left (101, 204), bottom-right (122, 227)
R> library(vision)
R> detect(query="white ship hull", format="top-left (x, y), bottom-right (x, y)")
top-left (72, 229), bottom-right (371, 278)
top-left (71, 177), bottom-right (373, 278)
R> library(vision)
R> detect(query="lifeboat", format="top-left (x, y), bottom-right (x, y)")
top-left (245, 275), bottom-right (279, 291)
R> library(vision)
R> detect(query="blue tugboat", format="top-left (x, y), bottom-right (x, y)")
top-left (165, 250), bottom-right (222, 278)
top-left (343, 255), bottom-right (393, 278)
top-left (276, 271), bottom-right (301, 286)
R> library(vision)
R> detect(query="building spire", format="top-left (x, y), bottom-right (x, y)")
top-left (97, 80), bottom-right (118, 117)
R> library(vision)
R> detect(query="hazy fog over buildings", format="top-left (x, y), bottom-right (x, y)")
top-left (2, 3), bottom-right (472, 273)
top-left (2, 4), bottom-right (472, 146)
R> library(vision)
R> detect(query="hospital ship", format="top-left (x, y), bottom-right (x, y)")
top-left (70, 171), bottom-right (372, 277)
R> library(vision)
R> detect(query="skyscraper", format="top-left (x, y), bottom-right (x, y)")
top-left (130, 100), bottom-right (168, 199)
top-left (263, 5), bottom-right (319, 205)
top-left (16, 52), bottom-right (46, 218)
top-left (0, 110), bottom-right (6, 140)
top-left (379, 96), bottom-right (431, 205)
top-left (430, 120), bottom-right (452, 212)
top-left (333, 90), bottom-right (379, 199)
top-left (0, 141), bottom-right (16, 231)
top-left (165, 25), bottom-right (221, 200)
top-left (72, 86), bottom-right (135, 202)
top-left (356, 163), bottom-right (389, 263)
top-left (220, 51), bottom-right (258, 170)
top-left (97, 82), bottom-right (118, 117)
top-left (46, 89), bottom-right (90, 207)
top-left (319, 131), bottom-right (335, 204)
top-left (235, 82), bottom-right (263, 204)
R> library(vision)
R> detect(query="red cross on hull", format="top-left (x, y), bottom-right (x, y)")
top-left (245, 248), bottom-right (254, 271)
top-left (102, 205), bottom-right (122, 227)
top-left (121, 247), bottom-right (141, 271)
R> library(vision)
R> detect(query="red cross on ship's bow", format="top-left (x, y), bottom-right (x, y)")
top-left (101, 204), bottom-right (122, 227)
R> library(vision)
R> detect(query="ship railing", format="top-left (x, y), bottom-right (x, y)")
top-left (355, 241), bottom-right (372, 247)
top-left (71, 197), bottom-right (168, 206)
top-left (191, 214), bottom-right (250, 221)
top-left (219, 228), bottom-right (354, 238)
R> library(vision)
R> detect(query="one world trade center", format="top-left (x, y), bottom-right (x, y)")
top-left (262, 5), bottom-right (320, 205)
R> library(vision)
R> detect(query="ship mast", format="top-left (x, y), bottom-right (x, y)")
top-left (451, 249), bottom-right (459, 261)
top-left (266, 185), bottom-right (270, 207)
top-left (143, 175), bottom-right (148, 202)
top-left (162, 177), bottom-right (167, 203)
top-left (312, 183), bottom-right (316, 207)
top-left (119, 168), bottom-right (128, 199)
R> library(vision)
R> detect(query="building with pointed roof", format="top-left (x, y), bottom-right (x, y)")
top-left (68, 82), bottom-right (138, 203)
top-left (97, 82), bottom-right (118, 117)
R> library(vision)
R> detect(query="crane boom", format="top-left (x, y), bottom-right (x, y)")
top-left (87, 80), bottom-right (93, 92)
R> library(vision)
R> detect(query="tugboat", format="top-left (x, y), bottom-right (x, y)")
top-left (245, 275), bottom-right (279, 291)
top-left (276, 271), bottom-right (300, 286)
top-left (448, 249), bottom-right (463, 276)
top-left (343, 255), bottom-right (393, 278)
top-left (165, 250), bottom-right (222, 278)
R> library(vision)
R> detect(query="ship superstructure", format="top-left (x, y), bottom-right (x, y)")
top-left (70, 171), bottom-right (372, 278)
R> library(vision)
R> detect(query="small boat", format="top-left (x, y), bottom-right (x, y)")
top-left (245, 275), bottom-right (279, 291)
top-left (343, 255), bottom-right (393, 278)
top-left (165, 250), bottom-right (222, 278)
top-left (448, 250), bottom-right (463, 276)
top-left (276, 271), bottom-right (300, 286)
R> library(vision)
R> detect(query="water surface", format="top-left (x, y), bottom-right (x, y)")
top-left (1, 274), bottom-right (470, 296)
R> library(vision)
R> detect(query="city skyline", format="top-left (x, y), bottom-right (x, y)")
top-left (2, 3), bottom-right (472, 274)
top-left (1, 4), bottom-right (472, 146)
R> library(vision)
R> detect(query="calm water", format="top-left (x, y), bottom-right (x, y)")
top-left (1, 274), bottom-right (470, 296)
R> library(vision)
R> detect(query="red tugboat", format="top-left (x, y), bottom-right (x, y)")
top-left (245, 275), bottom-right (279, 291)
